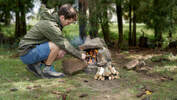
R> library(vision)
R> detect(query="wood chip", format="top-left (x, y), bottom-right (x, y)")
top-left (79, 93), bottom-right (88, 98)
top-left (51, 91), bottom-right (62, 95)
top-left (10, 88), bottom-right (18, 92)
top-left (26, 86), bottom-right (32, 89)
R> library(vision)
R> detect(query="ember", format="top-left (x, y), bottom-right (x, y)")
top-left (85, 49), bottom-right (98, 65)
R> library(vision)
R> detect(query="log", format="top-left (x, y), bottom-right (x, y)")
top-left (62, 58), bottom-right (87, 75)
top-left (94, 65), bottom-right (120, 80)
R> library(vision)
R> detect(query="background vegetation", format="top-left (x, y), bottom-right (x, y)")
top-left (0, 0), bottom-right (177, 100)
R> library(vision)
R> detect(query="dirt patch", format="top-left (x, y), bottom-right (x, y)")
top-left (71, 48), bottom-right (176, 100)
top-left (79, 77), bottom-right (138, 100)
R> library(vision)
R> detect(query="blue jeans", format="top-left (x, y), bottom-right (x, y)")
top-left (20, 42), bottom-right (50, 65)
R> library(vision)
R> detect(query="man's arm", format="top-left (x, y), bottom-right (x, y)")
top-left (38, 21), bottom-right (82, 60)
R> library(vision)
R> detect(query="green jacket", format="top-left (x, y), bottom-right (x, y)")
top-left (18, 5), bottom-right (82, 59)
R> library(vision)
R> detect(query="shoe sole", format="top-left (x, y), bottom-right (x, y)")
top-left (26, 66), bottom-right (42, 78)
top-left (43, 73), bottom-right (65, 78)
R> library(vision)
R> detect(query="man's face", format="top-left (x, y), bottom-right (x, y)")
top-left (60, 15), bottom-right (75, 26)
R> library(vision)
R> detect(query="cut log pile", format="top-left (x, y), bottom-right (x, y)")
top-left (94, 65), bottom-right (119, 80)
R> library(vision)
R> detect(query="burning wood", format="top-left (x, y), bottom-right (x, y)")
top-left (79, 37), bottom-right (120, 80)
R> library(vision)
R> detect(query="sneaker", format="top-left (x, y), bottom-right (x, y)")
top-left (40, 63), bottom-right (56, 72)
top-left (50, 66), bottom-right (56, 72)
top-left (26, 62), bottom-right (45, 78)
top-left (42, 66), bottom-right (65, 78)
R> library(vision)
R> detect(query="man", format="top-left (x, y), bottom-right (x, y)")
top-left (18, 4), bottom-right (86, 78)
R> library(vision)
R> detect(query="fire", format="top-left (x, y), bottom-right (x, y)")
top-left (85, 49), bottom-right (98, 64)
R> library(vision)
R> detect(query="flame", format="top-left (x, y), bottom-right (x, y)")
top-left (86, 49), bottom-right (98, 64)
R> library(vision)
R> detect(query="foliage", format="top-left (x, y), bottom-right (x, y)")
top-left (136, 0), bottom-right (177, 34)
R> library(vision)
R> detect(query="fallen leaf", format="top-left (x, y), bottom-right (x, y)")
top-left (26, 86), bottom-right (32, 90)
top-left (136, 92), bottom-right (145, 97)
top-left (33, 85), bottom-right (41, 88)
top-left (51, 91), bottom-right (62, 95)
top-left (66, 88), bottom-right (71, 93)
top-left (83, 80), bottom-right (88, 83)
top-left (58, 79), bottom-right (65, 83)
top-left (145, 91), bottom-right (152, 95)
top-left (62, 94), bottom-right (67, 100)
top-left (10, 88), bottom-right (18, 92)
top-left (79, 93), bottom-right (88, 98)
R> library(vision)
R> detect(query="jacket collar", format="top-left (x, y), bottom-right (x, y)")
top-left (53, 13), bottom-right (63, 31)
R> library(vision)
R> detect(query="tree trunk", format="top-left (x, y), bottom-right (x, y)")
top-left (169, 30), bottom-right (172, 38)
top-left (154, 25), bottom-right (162, 47)
top-left (128, 1), bottom-right (132, 46)
top-left (15, 0), bottom-right (21, 38)
top-left (79, 0), bottom-right (87, 41)
top-left (116, 0), bottom-right (123, 48)
top-left (20, 4), bottom-right (27, 36)
top-left (88, 0), bottom-right (98, 39)
top-left (4, 9), bottom-right (11, 26)
top-left (132, 6), bottom-right (136, 46)
top-left (101, 6), bottom-right (110, 43)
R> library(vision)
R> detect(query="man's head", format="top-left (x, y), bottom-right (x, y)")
top-left (58, 4), bottom-right (77, 26)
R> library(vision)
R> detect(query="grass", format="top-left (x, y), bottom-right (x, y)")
top-left (1, 48), bottom-right (177, 100)
top-left (0, 23), bottom-right (177, 99)
top-left (1, 23), bottom-right (177, 49)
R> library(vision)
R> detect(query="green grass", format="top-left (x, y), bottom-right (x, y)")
top-left (0, 23), bottom-right (177, 99)
top-left (1, 48), bottom-right (177, 99)
top-left (0, 48), bottom-right (97, 100)
top-left (1, 23), bottom-right (177, 49)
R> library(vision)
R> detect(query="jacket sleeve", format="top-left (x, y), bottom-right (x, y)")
top-left (38, 21), bottom-right (82, 60)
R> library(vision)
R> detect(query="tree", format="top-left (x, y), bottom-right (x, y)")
top-left (98, 0), bottom-right (111, 43)
top-left (128, 0), bottom-right (132, 46)
top-left (116, 0), bottom-right (123, 48)
top-left (79, 0), bottom-right (87, 41)
top-left (88, 0), bottom-right (99, 38)
top-left (131, 0), bottom-right (140, 46)
top-left (14, 0), bottom-right (34, 38)
top-left (136, 0), bottom-right (177, 47)
top-left (0, 0), bottom-right (12, 26)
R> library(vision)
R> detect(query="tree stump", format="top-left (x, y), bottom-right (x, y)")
top-left (62, 58), bottom-right (87, 75)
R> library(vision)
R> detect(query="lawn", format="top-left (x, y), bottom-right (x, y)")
top-left (0, 47), bottom-right (177, 100)
top-left (0, 24), bottom-right (177, 100)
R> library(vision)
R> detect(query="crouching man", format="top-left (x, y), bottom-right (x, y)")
top-left (18, 4), bottom-right (86, 78)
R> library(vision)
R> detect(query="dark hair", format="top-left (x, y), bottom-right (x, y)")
top-left (58, 4), bottom-right (77, 21)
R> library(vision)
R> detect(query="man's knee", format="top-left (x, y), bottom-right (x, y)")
top-left (48, 42), bottom-right (60, 51)
top-left (56, 50), bottom-right (66, 60)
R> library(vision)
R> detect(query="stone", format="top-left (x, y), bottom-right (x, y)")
top-left (124, 59), bottom-right (139, 70)
top-left (62, 58), bottom-right (87, 75)
top-left (79, 37), bottom-right (106, 50)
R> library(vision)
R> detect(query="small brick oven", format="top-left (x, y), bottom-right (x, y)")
top-left (79, 37), bottom-right (119, 80)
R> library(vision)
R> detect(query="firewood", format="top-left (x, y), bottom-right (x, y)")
top-left (111, 75), bottom-right (114, 80)
top-left (101, 77), bottom-right (105, 81)
top-left (116, 71), bottom-right (119, 75)
top-left (108, 66), bottom-right (114, 74)
top-left (112, 67), bottom-right (117, 74)
top-left (108, 76), bottom-right (112, 80)
top-left (94, 75), bottom-right (98, 80)
top-left (98, 76), bottom-right (103, 80)
top-left (114, 75), bottom-right (119, 79)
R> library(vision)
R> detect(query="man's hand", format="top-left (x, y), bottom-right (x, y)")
top-left (81, 53), bottom-right (86, 60)
top-left (57, 50), bottom-right (66, 59)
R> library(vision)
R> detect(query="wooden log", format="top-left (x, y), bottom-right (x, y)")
top-left (62, 58), bottom-right (87, 75)
top-left (94, 75), bottom-right (98, 80)
top-left (101, 77), bottom-right (105, 81)
top-left (116, 71), bottom-right (119, 75)
top-left (108, 76), bottom-right (112, 80)
top-left (114, 75), bottom-right (120, 79)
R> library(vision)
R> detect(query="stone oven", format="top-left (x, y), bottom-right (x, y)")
top-left (79, 37), bottom-right (119, 80)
